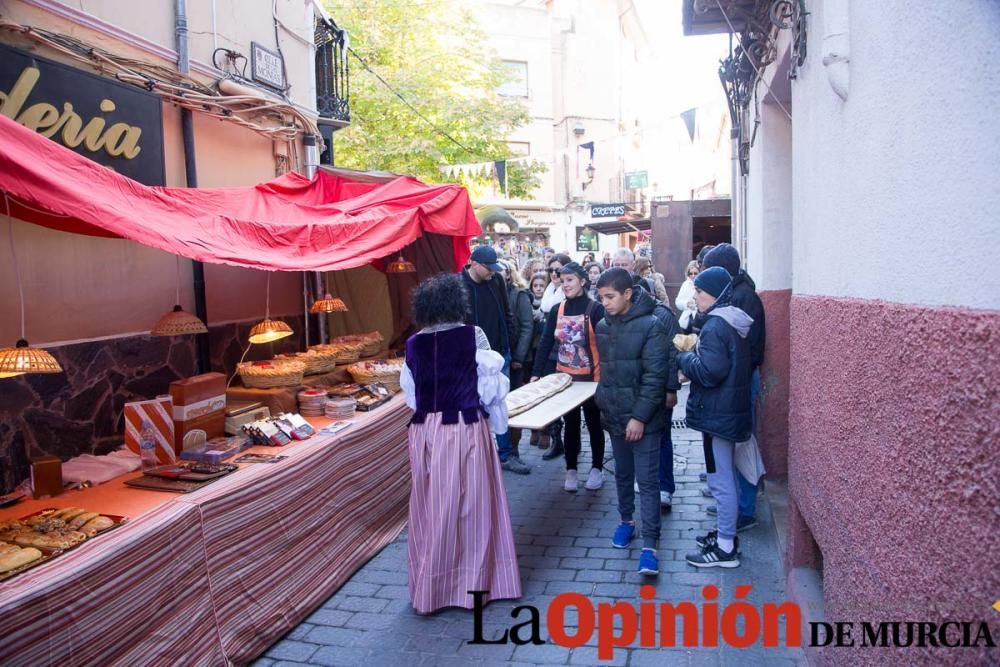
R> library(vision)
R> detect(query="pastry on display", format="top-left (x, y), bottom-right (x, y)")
top-left (0, 544), bottom-right (43, 574)
top-left (237, 360), bottom-right (307, 389)
top-left (506, 373), bottom-right (572, 416)
top-left (0, 508), bottom-right (122, 552)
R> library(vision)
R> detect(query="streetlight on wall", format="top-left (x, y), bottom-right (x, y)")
top-left (582, 163), bottom-right (596, 191)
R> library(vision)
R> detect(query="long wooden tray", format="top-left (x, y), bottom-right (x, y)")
top-left (507, 381), bottom-right (598, 430)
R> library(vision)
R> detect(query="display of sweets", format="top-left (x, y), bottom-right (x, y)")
top-left (325, 397), bottom-right (356, 420)
top-left (297, 388), bottom-right (328, 416)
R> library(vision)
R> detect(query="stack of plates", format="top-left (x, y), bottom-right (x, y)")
top-left (325, 397), bottom-right (356, 419)
top-left (298, 389), bottom-right (328, 416)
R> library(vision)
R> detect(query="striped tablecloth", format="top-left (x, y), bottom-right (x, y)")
top-left (0, 397), bottom-right (411, 666)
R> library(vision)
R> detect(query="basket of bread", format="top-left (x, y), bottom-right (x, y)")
top-left (346, 358), bottom-right (405, 392)
top-left (309, 341), bottom-right (365, 364)
top-left (275, 349), bottom-right (337, 375)
top-left (328, 331), bottom-right (384, 357)
top-left (237, 359), bottom-right (306, 389)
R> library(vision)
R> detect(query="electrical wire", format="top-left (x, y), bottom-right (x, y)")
top-left (714, 0), bottom-right (794, 122)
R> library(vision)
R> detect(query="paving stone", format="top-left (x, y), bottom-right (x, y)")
top-left (402, 633), bottom-right (465, 655)
top-left (304, 626), bottom-right (362, 647)
top-left (559, 557), bottom-right (605, 570)
top-left (344, 612), bottom-right (397, 631)
top-left (532, 567), bottom-right (578, 581)
top-left (305, 610), bottom-right (352, 627)
top-left (575, 569), bottom-right (622, 583)
top-left (545, 546), bottom-right (589, 558)
top-left (335, 596), bottom-right (389, 613)
top-left (372, 584), bottom-right (411, 600)
top-left (266, 640), bottom-right (320, 662)
top-left (511, 642), bottom-right (572, 664)
top-left (455, 639), bottom-right (517, 661)
top-left (587, 547), bottom-right (630, 560)
top-left (285, 623), bottom-right (315, 641)
top-left (308, 645), bottom-right (372, 666)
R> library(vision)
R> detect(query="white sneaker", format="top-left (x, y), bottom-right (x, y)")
top-left (564, 469), bottom-right (578, 492)
top-left (585, 468), bottom-right (604, 490)
top-left (660, 491), bottom-right (672, 508)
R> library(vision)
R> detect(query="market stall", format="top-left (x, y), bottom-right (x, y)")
top-left (0, 113), bottom-right (481, 664)
top-left (0, 400), bottom-right (410, 666)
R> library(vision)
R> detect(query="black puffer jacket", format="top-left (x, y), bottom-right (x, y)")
top-left (730, 270), bottom-right (766, 369)
top-left (506, 285), bottom-right (534, 365)
top-left (677, 295), bottom-right (754, 442)
top-left (594, 288), bottom-right (670, 436)
top-left (690, 270), bottom-right (765, 369)
top-left (651, 302), bottom-right (682, 393)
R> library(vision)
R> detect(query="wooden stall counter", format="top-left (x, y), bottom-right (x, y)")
top-left (0, 396), bottom-right (412, 667)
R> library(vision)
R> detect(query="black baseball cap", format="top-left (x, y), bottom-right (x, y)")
top-left (470, 245), bottom-right (503, 272)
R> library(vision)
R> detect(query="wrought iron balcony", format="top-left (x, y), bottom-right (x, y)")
top-left (315, 17), bottom-right (350, 125)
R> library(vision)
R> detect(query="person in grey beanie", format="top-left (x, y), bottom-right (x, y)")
top-left (702, 243), bottom-right (766, 530)
top-left (677, 267), bottom-right (754, 568)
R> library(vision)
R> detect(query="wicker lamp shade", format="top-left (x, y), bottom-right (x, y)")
top-left (151, 305), bottom-right (208, 336)
top-left (310, 293), bottom-right (348, 314)
top-left (0, 339), bottom-right (63, 377)
top-left (387, 255), bottom-right (416, 273)
top-left (249, 319), bottom-right (293, 344)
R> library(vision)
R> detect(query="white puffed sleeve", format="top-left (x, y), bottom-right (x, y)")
top-left (476, 349), bottom-right (510, 433)
top-left (399, 360), bottom-right (416, 410)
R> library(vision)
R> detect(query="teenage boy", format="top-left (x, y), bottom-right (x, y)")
top-left (677, 267), bottom-right (754, 568)
top-left (594, 268), bottom-right (670, 576)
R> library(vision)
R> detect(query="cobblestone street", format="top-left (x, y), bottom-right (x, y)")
top-left (256, 390), bottom-right (806, 666)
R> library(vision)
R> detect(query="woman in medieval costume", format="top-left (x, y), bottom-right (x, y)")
top-left (399, 273), bottom-right (522, 614)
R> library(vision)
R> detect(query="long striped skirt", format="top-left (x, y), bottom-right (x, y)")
top-left (406, 412), bottom-right (522, 614)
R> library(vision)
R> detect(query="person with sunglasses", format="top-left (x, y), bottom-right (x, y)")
top-left (676, 260), bottom-right (701, 331)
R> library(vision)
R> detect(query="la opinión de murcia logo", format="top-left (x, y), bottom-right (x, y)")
top-left (467, 587), bottom-right (998, 659)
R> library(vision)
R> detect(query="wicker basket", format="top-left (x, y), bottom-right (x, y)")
top-left (346, 359), bottom-right (404, 392)
top-left (329, 332), bottom-right (384, 357)
top-left (237, 360), bottom-right (306, 388)
top-left (310, 343), bottom-right (363, 364)
top-left (276, 350), bottom-right (337, 376)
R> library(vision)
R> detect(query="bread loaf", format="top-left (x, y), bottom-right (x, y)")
top-left (69, 512), bottom-right (99, 529)
top-left (0, 547), bottom-right (42, 573)
top-left (80, 516), bottom-right (114, 536)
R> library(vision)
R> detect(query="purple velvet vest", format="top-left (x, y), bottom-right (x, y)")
top-left (405, 325), bottom-right (486, 426)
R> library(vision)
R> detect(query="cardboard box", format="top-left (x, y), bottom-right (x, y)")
top-left (124, 395), bottom-right (176, 463)
top-left (169, 373), bottom-right (226, 408)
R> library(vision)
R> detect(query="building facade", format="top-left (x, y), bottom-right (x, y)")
top-left (685, 1), bottom-right (1000, 664)
top-left (0, 0), bottom-right (349, 492)
top-left (472, 0), bottom-right (731, 262)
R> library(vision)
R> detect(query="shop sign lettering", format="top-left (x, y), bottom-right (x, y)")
top-left (0, 43), bottom-right (165, 185)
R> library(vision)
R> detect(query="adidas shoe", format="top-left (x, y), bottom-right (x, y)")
top-left (686, 544), bottom-right (740, 568)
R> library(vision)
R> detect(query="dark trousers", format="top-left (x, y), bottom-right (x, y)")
top-left (564, 396), bottom-right (604, 471)
top-left (659, 406), bottom-right (675, 493)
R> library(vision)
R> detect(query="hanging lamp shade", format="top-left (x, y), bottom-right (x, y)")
top-left (310, 293), bottom-right (348, 314)
top-left (0, 339), bottom-right (63, 376)
top-left (249, 319), bottom-right (293, 344)
top-left (387, 254), bottom-right (416, 273)
top-left (151, 305), bottom-right (208, 336)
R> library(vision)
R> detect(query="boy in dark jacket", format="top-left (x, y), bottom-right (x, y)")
top-left (677, 267), bottom-right (754, 568)
top-left (594, 268), bottom-right (670, 576)
top-left (703, 243), bottom-right (766, 527)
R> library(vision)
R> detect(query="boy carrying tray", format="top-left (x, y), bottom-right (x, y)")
top-left (593, 268), bottom-right (670, 576)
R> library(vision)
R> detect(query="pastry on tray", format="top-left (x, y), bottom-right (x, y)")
top-left (506, 373), bottom-right (572, 416)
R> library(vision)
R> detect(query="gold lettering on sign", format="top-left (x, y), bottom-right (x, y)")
top-left (0, 66), bottom-right (143, 160)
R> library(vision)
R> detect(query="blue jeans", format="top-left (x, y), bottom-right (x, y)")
top-left (737, 368), bottom-right (762, 518)
top-left (659, 407), bottom-right (675, 494)
top-left (495, 352), bottom-right (513, 462)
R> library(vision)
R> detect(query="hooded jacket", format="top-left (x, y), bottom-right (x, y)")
top-left (730, 270), bottom-right (766, 369)
top-left (594, 288), bottom-right (670, 436)
top-left (677, 293), bottom-right (754, 442)
top-left (506, 284), bottom-right (534, 364)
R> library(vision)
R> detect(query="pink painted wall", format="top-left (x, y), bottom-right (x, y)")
top-left (788, 294), bottom-right (1000, 665)
top-left (759, 288), bottom-right (791, 479)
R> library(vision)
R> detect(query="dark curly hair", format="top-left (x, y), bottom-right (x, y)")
top-left (411, 273), bottom-right (469, 328)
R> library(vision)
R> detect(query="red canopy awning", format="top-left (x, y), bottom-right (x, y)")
top-left (0, 114), bottom-right (479, 272)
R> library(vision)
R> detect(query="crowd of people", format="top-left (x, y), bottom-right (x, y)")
top-left (400, 240), bottom-right (766, 613)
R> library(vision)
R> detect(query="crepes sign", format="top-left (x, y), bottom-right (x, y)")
top-left (0, 42), bottom-right (165, 185)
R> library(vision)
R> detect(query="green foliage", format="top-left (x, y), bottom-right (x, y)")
top-left (325, 0), bottom-right (545, 199)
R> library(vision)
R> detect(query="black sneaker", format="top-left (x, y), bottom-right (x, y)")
top-left (686, 544), bottom-right (740, 568)
top-left (736, 516), bottom-right (758, 531)
top-left (694, 531), bottom-right (740, 553)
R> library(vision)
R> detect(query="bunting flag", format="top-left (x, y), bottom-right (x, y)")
top-left (494, 160), bottom-right (507, 195)
top-left (681, 108), bottom-right (698, 142)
